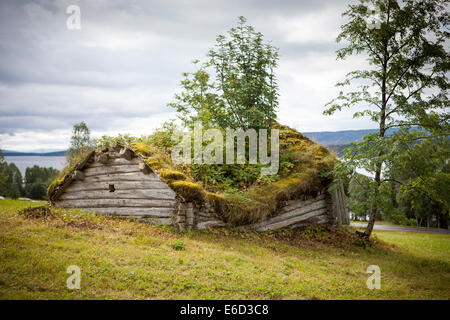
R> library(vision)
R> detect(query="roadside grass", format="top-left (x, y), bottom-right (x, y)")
top-left (0, 199), bottom-right (448, 299)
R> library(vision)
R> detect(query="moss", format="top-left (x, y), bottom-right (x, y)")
top-left (206, 192), bottom-right (227, 213)
top-left (169, 181), bottom-right (205, 204)
top-left (146, 157), bottom-right (164, 170)
top-left (131, 142), bottom-right (157, 156)
top-left (158, 169), bottom-right (187, 182)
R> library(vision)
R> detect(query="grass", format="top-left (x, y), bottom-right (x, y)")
top-left (0, 199), bottom-right (449, 300)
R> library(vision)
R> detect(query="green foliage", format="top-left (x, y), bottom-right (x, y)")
top-left (0, 162), bottom-right (24, 199)
top-left (325, 0), bottom-right (449, 236)
top-left (169, 16), bottom-right (279, 130)
top-left (67, 121), bottom-right (93, 165)
top-left (0, 150), bottom-right (24, 199)
top-left (172, 239), bottom-right (185, 251)
top-left (348, 174), bottom-right (372, 221)
top-left (385, 130), bottom-right (450, 227)
top-left (0, 149), bottom-right (7, 193)
top-left (24, 165), bottom-right (60, 200)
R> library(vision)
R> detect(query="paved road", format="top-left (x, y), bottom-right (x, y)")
top-left (350, 223), bottom-right (450, 235)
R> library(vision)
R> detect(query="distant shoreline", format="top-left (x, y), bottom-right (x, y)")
top-left (4, 155), bottom-right (67, 175)
top-left (3, 151), bottom-right (66, 157)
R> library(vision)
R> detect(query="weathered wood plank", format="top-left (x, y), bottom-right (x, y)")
top-left (56, 198), bottom-right (177, 208)
top-left (90, 157), bottom-right (141, 167)
top-left (278, 194), bottom-right (326, 215)
top-left (83, 172), bottom-right (161, 183)
top-left (260, 200), bottom-right (328, 226)
top-left (60, 189), bottom-right (176, 200)
top-left (59, 206), bottom-right (175, 217)
top-left (291, 215), bottom-right (328, 229)
top-left (197, 220), bottom-right (226, 230)
top-left (252, 208), bottom-right (327, 232)
top-left (65, 181), bottom-right (171, 192)
top-left (83, 164), bottom-right (141, 177)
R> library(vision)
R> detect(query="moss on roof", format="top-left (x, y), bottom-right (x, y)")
top-left (48, 124), bottom-right (337, 225)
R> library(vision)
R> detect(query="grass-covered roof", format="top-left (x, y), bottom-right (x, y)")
top-left (48, 123), bottom-right (337, 226)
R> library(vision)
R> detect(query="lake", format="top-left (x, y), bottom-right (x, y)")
top-left (4, 156), bottom-right (67, 175)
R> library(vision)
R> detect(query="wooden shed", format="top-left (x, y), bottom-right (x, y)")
top-left (48, 144), bottom-right (349, 231)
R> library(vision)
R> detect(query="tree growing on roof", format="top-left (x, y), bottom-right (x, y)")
top-left (169, 16), bottom-right (279, 130)
top-left (67, 121), bottom-right (93, 165)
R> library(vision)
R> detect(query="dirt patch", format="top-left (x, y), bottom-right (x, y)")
top-left (18, 206), bottom-right (55, 220)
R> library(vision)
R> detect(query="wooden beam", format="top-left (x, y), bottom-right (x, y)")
top-left (61, 206), bottom-right (175, 217)
top-left (65, 180), bottom-right (173, 192)
top-left (56, 198), bottom-right (177, 208)
top-left (73, 170), bottom-right (85, 181)
top-left (119, 147), bottom-right (134, 161)
top-left (60, 188), bottom-right (176, 200)
top-left (95, 152), bottom-right (109, 164)
top-left (83, 164), bottom-right (141, 177)
top-left (83, 172), bottom-right (161, 183)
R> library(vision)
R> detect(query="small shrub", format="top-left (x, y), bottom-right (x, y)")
top-left (172, 239), bottom-right (184, 251)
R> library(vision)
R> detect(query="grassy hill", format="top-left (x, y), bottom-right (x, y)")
top-left (0, 199), bottom-right (448, 299)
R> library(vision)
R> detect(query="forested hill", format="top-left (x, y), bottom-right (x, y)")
top-left (2, 150), bottom-right (66, 156)
top-left (302, 128), bottom-right (405, 146)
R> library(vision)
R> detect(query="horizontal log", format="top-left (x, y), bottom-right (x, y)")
top-left (60, 189), bottom-right (176, 200)
top-left (279, 194), bottom-right (326, 215)
top-left (58, 206), bottom-right (175, 218)
top-left (90, 157), bottom-right (141, 167)
top-left (65, 181), bottom-right (171, 192)
top-left (196, 220), bottom-right (227, 230)
top-left (83, 172), bottom-right (162, 183)
top-left (291, 215), bottom-right (329, 229)
top-left (251, 208), bottom-right (328, 232)
top-left (83, 164), bottom-right (141, 177)
top-left (56, 198), bottom-right (177, 208)
top-left (264, 200), bottom-right (328, 226)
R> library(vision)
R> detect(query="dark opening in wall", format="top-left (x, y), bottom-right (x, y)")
top-left (109, 184), bottom-right (115, 192)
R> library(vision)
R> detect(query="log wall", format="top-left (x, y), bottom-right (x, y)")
top-left (55, 151), bottom-right (178, 222)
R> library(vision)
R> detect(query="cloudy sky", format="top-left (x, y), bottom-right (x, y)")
top-left (0, 0), bottom-right (375, 152)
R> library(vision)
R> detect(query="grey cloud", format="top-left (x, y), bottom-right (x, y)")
top-left (0, 0), bottom-right (369, 151)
